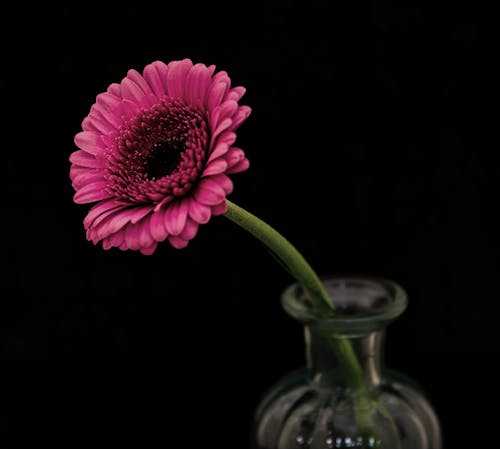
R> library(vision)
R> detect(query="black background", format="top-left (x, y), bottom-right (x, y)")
top-left (1, 1), bottom-right (499, 447)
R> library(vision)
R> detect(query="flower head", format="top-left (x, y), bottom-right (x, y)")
top-left (70, 59), bottom-right (251, 254)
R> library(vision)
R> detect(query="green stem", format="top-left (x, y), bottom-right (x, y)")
top-left (224, 200), bottom-right (379, 444)
top-left (224, 200), bottom-right (369, 393)
top-left (224, 200), bottom-right (333, 316)
top-left (329, 337), bottom-right (365, 392)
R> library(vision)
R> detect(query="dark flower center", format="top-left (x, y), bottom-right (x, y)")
top-left (144, 139), bottom-right (185, 180)
top-left (105, 98), bottom-right (209, 204)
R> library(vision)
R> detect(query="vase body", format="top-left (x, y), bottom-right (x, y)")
top-left (252, 277), bottom-right (442, 449)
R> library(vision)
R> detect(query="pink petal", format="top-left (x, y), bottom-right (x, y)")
top-left (138, 217), bottom-right (155, 248)
top-left (226, 158), bottom-right (250, 174)
top-left (102, 238), bottom-right (113, 250)
top-left (217, 100), bottom-right (238, 124)
top-left (127, 69), bottom-right (154, 96)
top-left (121, 99), bottom-right (139, 117)
top-left (202, 159), bottom-right (228, 176)
top-left (212, 201), bottom-right (227, 216)
top-left (70, 164), bottom-right (102, 183)
top-left (90, 107), bottom-right (121, 131)
top-left (103, 229), bottom-right (125, 249)
top-left (227, 86), bottom-right (246, 101)
top-left (82, 110), bottom-right (118, 135)
top-left (218, 130), bottom-right (237, 147)
top-left (82, 114), bottom-right (114, 135)
top-left (180, 218), bottom-right (199, 241)
top-left (128, 206), bottom-right (155, 224)
top-left (69, 150), bottom-right (104, 168)
top-left (121, 77), bottom-right (146, 106)
top-left (207, 174), bottom-right (233, 194)
top-left (208, 70), bottom-right (231, 102)
top-left (89, 209), bottom-right (128, 240)
top-left (126, 69), bottom-right (157, 107)
top-left (187, 197), bottom-right (212, 224)
top-left (143, 61), bottom-right (169, 97)
top-left (72, 171), bottom-right (104, 190)
top-left (208, 102), bottom-right (237, 140)
top-left (84, 200), bottom-right (127, 229)
top-left (95, 94), bottom-right (124, 127)
top-left (153, 195), bottom-right (174, 212)
top-left (74, 182), bottom-right (110, 204)
top-left (100, 134), bottom-right (114, 149)
top-left (224, 147), bottom-right (245, 168)
top-left (91, 105), bottom-right (121, 131)
top-left (207, 142), bottom-right (229, 163)
top-left (208, 81), bottom-right (228, 111)
top-left (164, 199), bottom-right (188, 236)
top-left (74, 131), bottom-right (105, 156)
top-left (107, 83), bottom-right (122, 97)
top-left (210, 118), bottom-right (233, 145)
top-left (230, 105), bottom-right (252, 131)
top-left (70, 165), bottom-right (88, 179)
top-left (209, 106), bottom-right (221, 130)
top-left (94, 208), bottom-right (149, 240)
top-left (87, 107), bottom-right (121, 134)
top-left (211, 70), bottom-right (230, 88)
top-left (185, 63), bottom-right (211, 106)
top-left (140, 243), bottom-right (158, 255)
top-left (96, 92), bottom-right (122, 114)
top-left (92, 205), bottom-right (153, 233)
top-left (168, 235), bottom-right (189, 249)
top-left (86, 227), bottom-right (98, 243)
top-left (149, 206), bottom-right (169, 241)
top-left (90, 205), bottom-right (129, 229)
top-left (124, 223), bottom-right (142, 250)
top-left (193, 178), bottom-right (226, 206)
top-left (166, 59), bottom-right (193, 100)
top-left (207, 64), bottom-right (216, 77)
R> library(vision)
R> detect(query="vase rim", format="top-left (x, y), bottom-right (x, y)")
top-left (281, 275), bottom-right (408, 331)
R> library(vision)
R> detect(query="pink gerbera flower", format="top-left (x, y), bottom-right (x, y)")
top-left (70, 59), bottom-right (251, 254)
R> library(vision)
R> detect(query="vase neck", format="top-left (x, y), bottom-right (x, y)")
top-left (282, 277), bottom-right (408, 391)
top-left (305, 326), bottom-right (385, 390)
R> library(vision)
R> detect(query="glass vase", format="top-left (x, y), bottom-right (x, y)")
top-left (251, 277), bottom-right (442, 449)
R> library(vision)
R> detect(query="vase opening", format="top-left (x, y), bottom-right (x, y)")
top-left (281, 277), bottom-right (408, 333)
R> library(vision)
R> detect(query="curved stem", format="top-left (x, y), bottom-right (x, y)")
top-left (224, 200), bottom-right (379, 444)
top-left (223, 200), bottom-right (370, 395)
top-left (224, 200), bottom-right (333, 316)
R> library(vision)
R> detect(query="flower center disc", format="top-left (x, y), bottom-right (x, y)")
top-left (105, 98), bottom-right (208, 204)
top-left (144, 139), bottom-right (185, 180)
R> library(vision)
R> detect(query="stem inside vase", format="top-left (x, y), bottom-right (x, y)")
top-left (223, 201), bottom-right (388, 441)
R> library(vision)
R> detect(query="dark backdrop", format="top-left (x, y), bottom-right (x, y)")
top-left (1, 1), bottom-right (499, 448)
